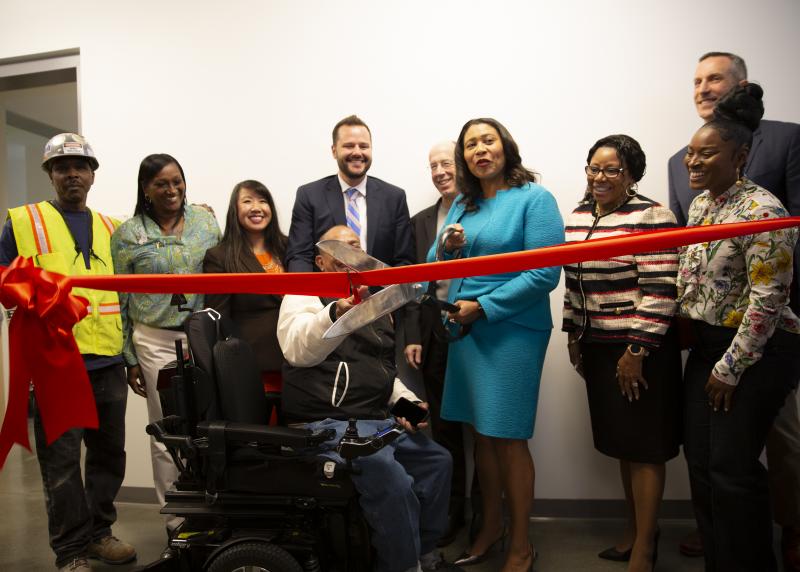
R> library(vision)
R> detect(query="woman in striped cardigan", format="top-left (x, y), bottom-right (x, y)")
top-left (563, 134), bottom-right (681, 572)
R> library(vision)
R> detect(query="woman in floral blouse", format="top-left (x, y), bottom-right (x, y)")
top-left (679, 84), bottom-right (800, 572)
top-left (111, 154), bottom-right (221, 533)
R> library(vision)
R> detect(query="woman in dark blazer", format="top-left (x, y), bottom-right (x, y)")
top-left (203, 180), bottom-right (287, 417)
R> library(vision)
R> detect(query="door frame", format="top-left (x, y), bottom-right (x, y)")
top-left (0, 48), bottom-right (81, 412)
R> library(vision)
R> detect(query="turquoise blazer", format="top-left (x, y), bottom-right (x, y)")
top-left (427, 183), bottom-right (564, 331)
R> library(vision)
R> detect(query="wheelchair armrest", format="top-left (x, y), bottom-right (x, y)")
top-left (195, 421), bottom-right (335, 449)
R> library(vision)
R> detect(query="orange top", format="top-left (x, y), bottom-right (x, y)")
top-left (255, 252), bottom-right (284, 274)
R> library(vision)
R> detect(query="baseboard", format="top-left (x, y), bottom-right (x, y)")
top-left (532, 499), bottom-right (694, 519)
top-left (116, 486), bottom-right (694, 519)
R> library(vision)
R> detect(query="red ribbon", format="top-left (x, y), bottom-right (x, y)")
top-left (1, 216), bottom-right (799, 468)
top-left (0, 258), bottom-right (97, 468)
top-left (351, 217), bottom-right (800, 286)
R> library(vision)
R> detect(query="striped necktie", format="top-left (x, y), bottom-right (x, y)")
top-left (345, 188), bottom-right (361, 236)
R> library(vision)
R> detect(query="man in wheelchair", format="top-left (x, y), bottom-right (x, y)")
top-left (277, 225), bottom-right (459, 572)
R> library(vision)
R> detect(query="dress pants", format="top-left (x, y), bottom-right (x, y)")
top-left (766, 388), bottom-right (800, 527)
top-left (422, 331), bottom-right (480, 506)
top-left (305, 418), bottom-right (452, 572)
top-left (131, 322), bottom-right (185, 531)
top-left (684, 322), bottom-right (800, 572)
top-left (34, 363), bottom-right (127, 568)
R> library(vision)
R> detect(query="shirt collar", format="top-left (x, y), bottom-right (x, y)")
top-left (338, 174), bottom-right (368, 196)
top-left (712, 178), bottom-right (750, 206)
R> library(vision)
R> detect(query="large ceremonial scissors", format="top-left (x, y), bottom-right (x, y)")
top-left (316, 239), bottom-right (470, 341)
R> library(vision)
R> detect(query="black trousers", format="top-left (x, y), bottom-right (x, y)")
top-left (34, 363), bottom-right (128, 568)
top-left (684, 322), bottom-right (800, 572)
top-left (421, 329), bottom-right (479, 509)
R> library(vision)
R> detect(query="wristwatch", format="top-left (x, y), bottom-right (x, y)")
top-left (627, 344), bottom-right (649, 357)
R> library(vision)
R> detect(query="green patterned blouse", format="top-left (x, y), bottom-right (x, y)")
top-left (677, 179), bottom-right (800, 385)
top-left (111, 205), bottom-right (221, 366)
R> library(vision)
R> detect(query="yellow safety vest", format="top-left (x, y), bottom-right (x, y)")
top-left (8, 201), bottom-right (123, 356)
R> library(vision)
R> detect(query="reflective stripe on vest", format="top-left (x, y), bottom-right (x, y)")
top-left (86, 302), bottom-right (121, 315)
top-left (8, 201), bottom-right (123, 356)
top-left (24, 203), bottom-right (52, 254)
top-left (98, 213), bottom-right (116, 236)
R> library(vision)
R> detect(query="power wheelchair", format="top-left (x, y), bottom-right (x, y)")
top-left (141, 309), bottom-right (406, 572)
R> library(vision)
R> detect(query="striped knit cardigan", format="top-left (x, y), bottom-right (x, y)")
top-left (562, 194), bottom-right (679, 349)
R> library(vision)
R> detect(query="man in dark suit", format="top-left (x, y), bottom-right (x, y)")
top-left (285, 115), bottom-right (414, 272)
top-left (668, 51), bottom-right (800, 570)
top-left (403, 141), bottom-right (477, 547)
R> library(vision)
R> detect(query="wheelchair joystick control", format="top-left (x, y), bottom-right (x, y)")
top-left (336, 420), bottom-right (406, 460)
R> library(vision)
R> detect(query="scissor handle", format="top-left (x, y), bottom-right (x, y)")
top-left (346, 270), bottom-right (362, 304)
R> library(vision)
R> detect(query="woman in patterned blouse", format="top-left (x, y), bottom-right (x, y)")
top-left (678, 84), bottom-right (800, 572)
top-left (563, 134), bottom-right (681, 572)
top-left (203, 180), bottom-right (287, 424)
top-left (111, 154), bottom-right (221, 533)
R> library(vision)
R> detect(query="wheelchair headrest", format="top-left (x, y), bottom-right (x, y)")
top-left (183, 309), bottom-right (233, 422)
top-left (184, 308), bottom-right (268, 425)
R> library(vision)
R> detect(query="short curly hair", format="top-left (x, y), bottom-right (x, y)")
top-left (586, 134), bottom-right (646, 183)
top-left (582, 135), bottom-right (646, 204)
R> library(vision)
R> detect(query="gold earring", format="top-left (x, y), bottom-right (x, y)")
top-left (735, 168), bottom-right (744, 187)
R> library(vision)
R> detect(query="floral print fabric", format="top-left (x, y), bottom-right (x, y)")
top-left (111, 205), bottom-right (221, 366)
top-left (677, 179), bottom-right (800, 385)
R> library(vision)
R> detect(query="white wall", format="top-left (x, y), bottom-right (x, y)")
top-left (1, 0), bottom-right (799, 498)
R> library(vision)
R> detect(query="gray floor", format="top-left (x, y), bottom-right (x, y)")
top-left (0, 435), bottom-right (710, 572)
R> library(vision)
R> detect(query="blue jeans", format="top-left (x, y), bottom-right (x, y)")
top-left (305, 418), bottom-right (452, 572)
top-left (33, 363), bottom-right (128, 568)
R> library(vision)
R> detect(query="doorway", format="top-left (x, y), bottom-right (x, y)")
top-left (0, 48), bottom-right (80, 414)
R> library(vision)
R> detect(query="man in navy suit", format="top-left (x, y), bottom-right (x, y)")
top-left (668, 52), bottom-right (800, 570)
top-left (285, 115), bottom-right (414, 272)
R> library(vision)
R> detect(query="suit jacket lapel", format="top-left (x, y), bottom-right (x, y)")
top-left (365, 178), bottom-right (381, 255)
top-left (746, 128), bottom-right (764, 175)
top-left (422, 199), bottom-right (440, 252)
top-left (241, 247), bottom-right (267, 274)
top-left (325, 177), bottom-right (347, 227)
top-left (445, 200), bottom-right (473, 296)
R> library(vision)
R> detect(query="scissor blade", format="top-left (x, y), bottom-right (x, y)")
top-left (323, 283), bottom-right (424, 339)
top-left (316, 240), bottom-right (388, 271)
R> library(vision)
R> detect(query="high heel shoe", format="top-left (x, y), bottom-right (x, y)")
top-left (453, 528), bottom-right (507, 566)
top-left (597, 545), bottom-right (632, 561)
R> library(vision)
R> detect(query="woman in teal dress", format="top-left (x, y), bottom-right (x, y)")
top-left (429, 118), bottom-right (563, 572)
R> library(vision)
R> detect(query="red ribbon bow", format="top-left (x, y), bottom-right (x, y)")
top-left (0, 257), bottom-right (97, 468)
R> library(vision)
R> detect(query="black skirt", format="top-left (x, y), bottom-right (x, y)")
top-left (580, 329), bottom-right (683, 463)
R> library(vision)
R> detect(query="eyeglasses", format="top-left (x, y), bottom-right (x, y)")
top-left (430, 160), bottom-right (455, 172)
top-left (585, 165), bottom-right (624, 179)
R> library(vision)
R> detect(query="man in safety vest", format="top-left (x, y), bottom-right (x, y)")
top-left (0, 133), bottom-right (136, 572)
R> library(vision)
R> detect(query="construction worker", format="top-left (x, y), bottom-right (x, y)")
top-left (0, 133), bottom-right (136, 572)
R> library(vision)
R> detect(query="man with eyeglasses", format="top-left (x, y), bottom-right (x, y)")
top-left (402, 140), bottom-right (480, 547)
top-left (0, 133), bottom-right (135, 571)
top-left (667, 52), bottom-right (800, 570)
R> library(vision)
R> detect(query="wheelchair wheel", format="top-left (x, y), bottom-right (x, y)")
top-left (207, 541), bottom-right (303, 572)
